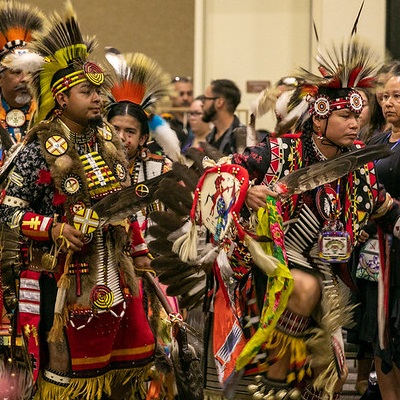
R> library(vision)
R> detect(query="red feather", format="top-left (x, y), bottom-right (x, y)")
top-left (357, 76), bottom-right (376, 88)
top-left (53, 191), bottom-right (66, 206)
top-left (318, 66), bottom-right (330, 78)
top-left (348, 66), bottom-right (362, 87)
top-left (111, 82), bottom-right (146, 104)
top-left (36, 169), bottom-right (52, 184)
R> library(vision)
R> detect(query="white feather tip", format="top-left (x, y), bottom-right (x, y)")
top-left (2, 52), bottom-right (44, 73)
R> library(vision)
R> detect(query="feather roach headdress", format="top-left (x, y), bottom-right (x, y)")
top-left (0, 0), bottom-right (45, 72)
top-left (273, 38), bottom-right (381, 135)
top-left (105, 48), bottom-right (185, 163)
top-left (28, 0), bottom-right (106, 124)
top-left (105, 47), bottom-right (172, 114)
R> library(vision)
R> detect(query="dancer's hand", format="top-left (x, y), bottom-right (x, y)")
top-left (52, 222), bottom-right (84, 252)
top-left (245, 185), bottom-right (277, 211)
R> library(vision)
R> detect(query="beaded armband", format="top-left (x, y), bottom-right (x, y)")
top-left (21, 212), bottom-right (53, 241)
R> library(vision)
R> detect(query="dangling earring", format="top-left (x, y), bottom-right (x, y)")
top-left (139, 145), bottom-right (149, 161)
top-left (54, 103), bottom-right (67, 117)
top-left (316, 127), bottom-right (323, 140)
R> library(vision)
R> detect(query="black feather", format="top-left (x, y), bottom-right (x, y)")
top-left (92, 171), bottom-right (172, 226)
top-left (159, 267), bottom-right (198, 285)
top-left (166, 275), bottom-right (205, 297)
top-left (351, 1), bottom-right (365, 36)
top-left (198, 141), bottom-right (225, 161)
top-left (148, 238), bottom-right (174, 256)
top-left (171, 162), bottom-right (201, 192)
top-left (151, 255), bottom-right (189, 272)
top-left (149, 210), bottom-right (186, 232)
top-left (185, 147), bottom-right (206, 173)
top-left (155, 178), bottom-right (193, 216)
top-left (179, 290), bottom-right (206, 310)
top-left (147, 225), bottom-right (173, 239)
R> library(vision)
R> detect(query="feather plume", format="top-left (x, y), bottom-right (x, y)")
top-left (305, 38), bottom-right (380, 90)
top-left (275, 94), bottom-right (310, 135)
top-left (104, 47), bottom-right (125, 73)
top-left (29, 0), bottom-right (100, 124)
top-left (150, 121), bottom-right (182, 163)
top-left (350, 1), bottom-right (365, 37)
top-left (2, 51), bottom-right (44, 73)
top-left (105, 48), bottom-right (171, 114)
top-left (0, 0), bottom-right (45, 56)
top-left (250, 86), bottom-right (282, 119)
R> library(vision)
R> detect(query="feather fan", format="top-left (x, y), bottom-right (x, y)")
top-left (166, 275), bottom-right (205, 297)
top-left (149, 210), bottom-right (186, 232)
top-left (155, 178), bottom-right (193, 216)
top-left (150, 255), bottom-right (192, 274)
top-left (274, 144), bottom-right (392, 198)
top-left (179, 289), bottom-right (206, 310)
top-left (91, 171), bottom-right (172, 226)
top-left (171, 162), bottom-right (202, 192)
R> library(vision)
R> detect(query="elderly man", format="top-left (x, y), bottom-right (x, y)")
top-left (0, 1), bottom-right (44, 156)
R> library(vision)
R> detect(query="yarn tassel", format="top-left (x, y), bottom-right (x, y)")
top-left (172, 221), bottom-right (198, 263)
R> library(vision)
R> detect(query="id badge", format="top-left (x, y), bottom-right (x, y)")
top-left (318, 220), bottom-right (351, 262)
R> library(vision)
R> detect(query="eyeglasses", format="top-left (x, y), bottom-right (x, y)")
top-left (172, 76), bottom-right (192, 83)
top-left (188, 111), bottom-right (203, 117)
top-left (200, 96), bottom-right (219, 103)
